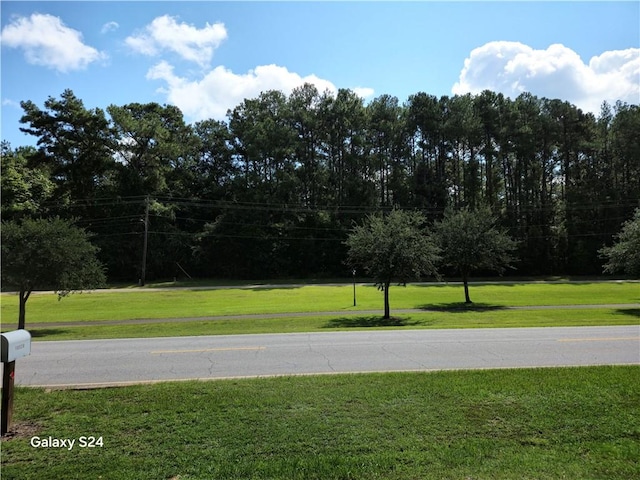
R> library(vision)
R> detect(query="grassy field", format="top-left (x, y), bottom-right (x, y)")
top-left (22, 308), bottom-right (639, 341)
top-left (2, 282), bottom-right (638, 322)
top-left (2, 282), bottom-right (638, 340)
top-left (2, 366), bottom-right (638, 479)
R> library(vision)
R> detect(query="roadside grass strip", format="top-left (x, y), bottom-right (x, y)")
top-left (2, 282), bottom-right (638, 323)
top-left (2, 366), bottom-right (638, 479)
top-left (23, 308), bottom-right (640, 341)
top-left (2, 282), bottom-right (638, 341)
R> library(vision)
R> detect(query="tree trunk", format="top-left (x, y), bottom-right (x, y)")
top-left (18, 289), bottom-right (30, 329)
top-left (462, 272), bottom-right (472, 304)
top-left (383, 283), bottom-right (390, 319)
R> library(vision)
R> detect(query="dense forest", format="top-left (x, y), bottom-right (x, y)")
top-left (2, 86), bottom-right (639, 282)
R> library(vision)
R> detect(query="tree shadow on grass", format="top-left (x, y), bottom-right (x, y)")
top-left (29, 329), bottom-right (71, 338)
top-left (323, 316), bottom-right (424, 329)
top-left (418, 302), bottom-right (508, 313)
top-left (614, 308), bottom-right (640, 318)
top-left (245, 286), bottom-right (304, 292)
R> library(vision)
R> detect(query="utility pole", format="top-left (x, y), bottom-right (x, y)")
top-left (140, 196), bottom-right (150, 286)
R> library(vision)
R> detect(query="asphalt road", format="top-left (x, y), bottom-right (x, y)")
top-left (8, 325), bottom-right (639, 388)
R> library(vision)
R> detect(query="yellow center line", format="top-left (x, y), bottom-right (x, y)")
top-left (558, 337), bottom-right (639, 343)
top-left (151, 346), bottom-right (266, 355)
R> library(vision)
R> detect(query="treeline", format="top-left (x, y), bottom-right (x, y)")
top-left (2, 86), bottom-right (639, 281)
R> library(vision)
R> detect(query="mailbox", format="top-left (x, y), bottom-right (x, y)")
top-left (1, 330), bottom-right (31, 363)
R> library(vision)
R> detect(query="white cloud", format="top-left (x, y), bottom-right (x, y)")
top-left (453, 41), bottom-right (639, 113)
top-left (1, 13), bottom-right (105, 72)
top-left (137, 16), bottom-right (374, 121)
top-left (2, 98), bottom-right (21, 109)
top-left (101, 21), bottom-right (119, 34)
top-left (147, 61), bottom-right (371, 122)
top-left (352, 87), bottom-right (376, 99)
top-left (125, 15), bottom-right (227, 68)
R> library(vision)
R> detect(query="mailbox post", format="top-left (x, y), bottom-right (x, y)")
top-left (1, 330), bottom-right (31, 436)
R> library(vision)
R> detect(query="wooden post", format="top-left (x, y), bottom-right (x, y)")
top-left (2, 361), bottom-right (16, 436)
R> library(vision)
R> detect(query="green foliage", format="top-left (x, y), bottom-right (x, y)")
top-left (18, 89), bottom-right (116, 207)
top-left (9, 88), bottom-right (640, 282)
top-left (435, 207), bottom-right (518, 275)
top-left (435, 206), bottom-right (518, 302)
top-left (600, 208), bottom-right (640, 277)
top-left (0, 143), bottom-right (54, 219)
top-left (346, 209), bottom-right (440, 288)
top-left (1, 217), bottom-right (106, 328)
top-left (107, 102), bottom-right (198, 196)
top-left (346, 209), bottom-right (440, 317)
top-left (1, 217), bottom-right (106, 294)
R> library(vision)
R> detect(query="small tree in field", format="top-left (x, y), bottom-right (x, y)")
top-left (1, 217), bottom-right (106, 329)
top-left (434, 207), bottom-right (517, 304)
top-left (599, 208), bottom-right (640, 278)
top-left (345, 209), bottom-right (440, 319)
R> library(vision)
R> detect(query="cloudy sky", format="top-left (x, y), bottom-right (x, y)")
top-left (1, 1), bottom-right (638, 147)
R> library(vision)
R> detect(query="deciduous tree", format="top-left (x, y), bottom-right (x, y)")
top-left (0, 143), bottom-right (54, 220)
top-left (345, 209), bottom-right (440, 319)
top-left (434, 207), bottom-right (517, 303)
top-left (599, 208), bottom-right (640, 277)
top-left (1, 218), bottom-right (106, 329)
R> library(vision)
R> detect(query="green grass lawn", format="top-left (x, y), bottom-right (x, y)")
top-left (26, 308), bottom-right (639, 341)
top-left (2, 282), bottom-right (637, 341)
top-left (2, 366), bottom-right (638, 479)
top-left (2, 282), bottom-right (638, 323)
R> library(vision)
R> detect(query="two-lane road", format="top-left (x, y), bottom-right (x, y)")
top-left (9, 326), bottom-right (639, 388)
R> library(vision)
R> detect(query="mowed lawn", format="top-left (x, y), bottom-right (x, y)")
top-left (1, 282), bottom-right (638, 340)
top-left (2, 281), bottom-right (638, 322)
top-left (2, 366), bottom-right (638, 479)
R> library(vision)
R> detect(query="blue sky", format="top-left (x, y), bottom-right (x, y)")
top-left (2, 1), bottom-right (639, 148)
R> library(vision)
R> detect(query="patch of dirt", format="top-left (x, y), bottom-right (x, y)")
top-left (1, 421), bottom-right (43, 441)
